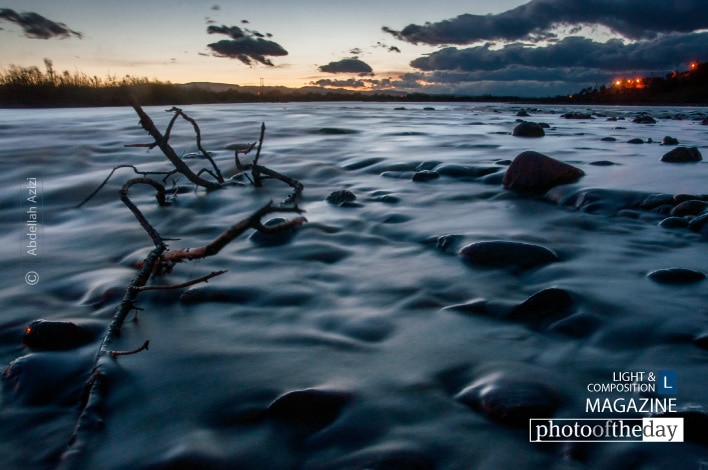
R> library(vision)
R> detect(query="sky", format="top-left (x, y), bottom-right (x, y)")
top-left (0, 0), bottom-right (706, 97)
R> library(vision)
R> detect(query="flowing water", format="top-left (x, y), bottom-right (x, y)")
top-left (0, 102), bottom-right (706, 469)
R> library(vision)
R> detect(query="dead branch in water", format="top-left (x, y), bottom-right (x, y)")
top-left (61, 98), bottom-right (308, 465)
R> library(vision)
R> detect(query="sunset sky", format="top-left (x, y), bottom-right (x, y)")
top-left (1, 0), bottom-right (706, 97)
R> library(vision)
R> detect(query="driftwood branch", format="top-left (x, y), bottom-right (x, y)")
top-left (128, 95), bottom-right (221, 190)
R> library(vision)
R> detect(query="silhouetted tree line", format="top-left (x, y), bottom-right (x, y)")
top-left (1, 59), bottom-right (706, 107)
top-left (566, 62), bottom-right (708, 105)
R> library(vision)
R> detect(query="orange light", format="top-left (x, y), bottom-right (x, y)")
top-left (615, 80), bottom-right (622, 86)
top-left (690, 62), bottom-right (698, 70)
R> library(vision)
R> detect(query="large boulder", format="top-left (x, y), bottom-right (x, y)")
top-left (503, 151), bottom-right (585, 193)
top-left (512, 121), bottom-right (545, 138)
top-left (661, 146), bottom-right (702, 163)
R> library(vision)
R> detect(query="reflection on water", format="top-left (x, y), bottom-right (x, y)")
top-left (0, 103), bottom-right (706, 468)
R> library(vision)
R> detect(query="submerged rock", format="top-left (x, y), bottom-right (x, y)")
top-left (562, 112), bottom-right (592, 119)
top-left (512, 121), bottom-right (545, 138)
top-left (503, 151), bottom-right (585, 194)
top-left (661, 147), bottom-right (702, 163)
top-left (22, 320), bottom-right (97, 351)
top-left (662, 136), bottom-right (679, 145)
top-left (670, 200), bottom-right (707, 217)
top-left (456, 375), bottom-right (559, 427)
top-left (459, 240), bottom-right (559, 269)
top-left (412, 170), bottom-right (440, 182)
top-left (266, 388), bottom-right (351, 429)
top-left (249, 217), bottom-right (300, 246)
top-left (509, 288), bottom-right (574, 326)
top-left (647, 268), bottom-right (705, 284)
top-left (633, 115), bottom-right (656, 124)
top-left (326, 189), bottom-right (357, 206)
top-left (627, 138), bottom-right (644, 144)
top-left (694, 333), bottom-right (708, 350)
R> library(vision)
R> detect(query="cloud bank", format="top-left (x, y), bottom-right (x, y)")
top-left (318, 57), bottom-right (373, 75)
top-left (207, 24), bottom-right (287, 66)
top-left (382, 0), bottom-right (707, 96)
top-left (384, 0), bottom-right (708, 45)
top-left (0, 8), bottom-right (82, 39)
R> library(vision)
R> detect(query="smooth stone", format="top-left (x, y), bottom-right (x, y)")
top-left (688, 213), bottom-right (708, 232)
top-left (600, 136), bottom-right (617, 142)
top-left (662, 136), bottom-right (679, 145)
top-left (456, 376), bottom-right (559, 427)
top-left (647, 268), bottom-right (705, 284)
top-left (548, 313), bottom-right (601, 338)
top-left (562, 112), bottom-right (592, 119)
top-left (661, 146), bottom-right (702, 163)
top-left (633, 115), bottom-right (656, 124)
top-left (640, 194), bottom-right (675, 210)
top-left (658, 217), bottom-right (689, 229)
top-left (671, 200), bottom-right (708, 217)
top-left (516, 110), bottom-right (530, 117)
top-left (326, 189), bottom-right (357, 205)
top-left (435, 164), bottom-right (499, 179)
top-left (459, 240), bottom-right (559, 269)
top-left (512, 121), bottom-right (545, 138)
top-left (22, 319), bottom-right (97, 351)
top-left (627, 138), bottom-right (644, 144)
top-left (316, 127), bottom-right (359, 135)
top-left (249, 217), bottom-right (298, 246)
top-left (589, 160), bottom-right (616, 166)
top-left (503, 151), bottom-right (585, 194)
top-left (508, 288), bottom-right (574, 326)
top-left (2, 352), bottom-right (93, 406)
top-left (266, 388), bottom-right (351, 429)
top-left (693, 333), bottom-right (708, 350)
top-left (412, 170), bottom-right (440, 182)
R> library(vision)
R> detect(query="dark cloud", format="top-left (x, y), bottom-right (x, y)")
top-left (311, 77), bottom-right (393, 89)
top-left (384, 0), bottom-right (708, 45)
top-left (318, 57), bottom-right (374, 75)
top-left (207, 24), bottom-right (287, 66)
top-left (211, 5), bottom-right (220, 10)
top-left (0, 8), bottom-right (82, 39)
top-left (375, 41), bottom-right (401, 53)
top-left (410, 33), bottom-right (708, 73)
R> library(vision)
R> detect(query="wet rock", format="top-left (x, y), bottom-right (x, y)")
top-left (266, 388), bottom-right (351, 429)
top-left (633, 115), bottom-right (656, 124)
top-left (2, 352), bottom-right (93, 406)
top-left (702, 116), bottom-right (708, 125)
top-left (22, 320), bottom-right (97, 351)
top-left (647, 268), bottom-right (705, 284)
top-left (670, 200), bottom-right (707, 217)
top-left (688, 213), bottom-right (708, 232)
top-left (562, 112), bottom-right (592, 119)
top-left (316, 127), bottom-right (359, 135)
top-left (423, 107), bottom-right (435, 111)
top-left (456, 375), bottom-right (559, 427)
top-left (640, 194), bottom-right (676, 210)
top-left (508, 288), bottom-right (574, 326)
top-left (693, 333), bottom-right (708, 350)
top-left (627, 138), bottom-right (644, 144)
top-left (516, 110), bottom-right (530, 117)
top-left (662, 136), bottom-right (679, 145)
top-left (249, 217), bottom-right (299, 246)
top-left (435, 164), bottom-right (499, 179)
top-left (600, 136), bottom-right (617, 142)
top-left (661, 146), bottom-right (702, 163)
top-left (549, 313), bottom-right (601, 338)
top-left (412, 170), bottom-right (440, 182)
top-left (503, 151), bottom-right (585, 194)
top-left (512, 121), bottom-right (545, 138)
top-left (658, 217), bottom-right (689, 229)
top-left (589, 160), bottom-right (616, 166)
top-left (326, 189), bottom-right (357, 206)
top-left (325, 448), bottom-right (435, 470)
top-left (460, 240), bottom-right (559, 269)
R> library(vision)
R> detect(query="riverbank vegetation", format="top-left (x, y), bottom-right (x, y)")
top-left (1, 59), bottom-right (705, 107)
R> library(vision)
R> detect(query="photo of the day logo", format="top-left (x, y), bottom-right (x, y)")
top-left (657, 370), bottom-right (677, 395)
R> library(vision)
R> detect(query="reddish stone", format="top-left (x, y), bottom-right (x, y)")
top-left (503, 151), bottom-right (585, 193)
